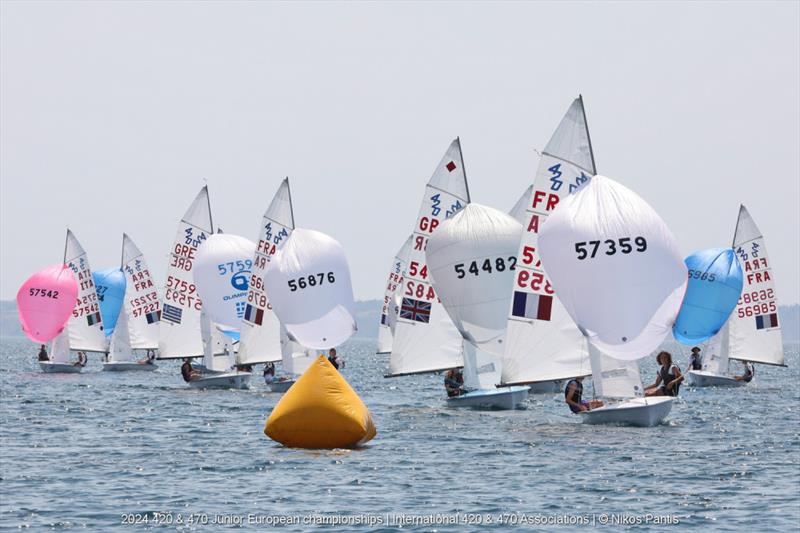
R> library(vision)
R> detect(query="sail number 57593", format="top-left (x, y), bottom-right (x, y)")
top-left (575, 237), bottom-right (647, 260)
top-left (288, 272), bottom-right (335, 291)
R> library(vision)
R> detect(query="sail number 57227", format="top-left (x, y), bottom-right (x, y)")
top-left (575, 237), bottom-right (647, 260)
top-left (288, 272), bottom-right (335, 291)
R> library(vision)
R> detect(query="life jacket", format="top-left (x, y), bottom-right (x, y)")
top-left (659, 364), bottom-right (680, 396)
top-left (181, 363), bottom-right (193, 382)
top-left (744, 363), bottom-right (754, 383)
top-left (328, 356), bottom-right (339, 370)
top-left (565, 379), bottom-right (583, 403)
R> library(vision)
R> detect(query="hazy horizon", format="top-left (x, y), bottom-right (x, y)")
top-left (2, 1), bottom-right (799, 303)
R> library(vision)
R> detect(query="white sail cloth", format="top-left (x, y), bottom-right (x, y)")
top-left (377, 236), bottom-right (413, 354)
top-left (64, 230), bottom-right (107, 352)
top-left (158, 187), bottom-right (213, 359)
top-left (120, 234), bottom-right (160, 350)
top-left (538, 175), bottom-right (687, 361)
top-left (501, 97), bottom-right (595, 385)
top-left (238, 179), bottom-right (295, 365)
top-left (50, 325), bottom-right (71, 363)
top-left (263, 229), bottom-right (357, 350)
top-left (108, 305), bottom-right (134, 362)
top-left (588, 343), bottom-right (644, 400)
top-left (702, 322), bottom-right (730, 375)
top-left (728, 205), bottom-right (785, 366)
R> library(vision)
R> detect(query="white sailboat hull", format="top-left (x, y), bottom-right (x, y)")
top-left (267, 379), bottom-right (295, 393)
top-left (188, 371), bottom-right (251, 390)
top-left (103, 361), bottom-right (158, 372)
top-left (580, 397), bottom-right (673, 427)
top-left (687, 370), bottom-right (746, 388)
top-left (446, 385), bottom-right (530, 410)
top-left (40, 362), bottom-right (82, 374)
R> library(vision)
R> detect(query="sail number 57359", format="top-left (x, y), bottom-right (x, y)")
top-left (575, 237), bottom-right (647, 260)
top-left (288, 272), bottom-right (335, 291)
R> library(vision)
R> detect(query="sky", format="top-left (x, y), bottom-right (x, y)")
top-left (1, 1), bottom-right (798, 304)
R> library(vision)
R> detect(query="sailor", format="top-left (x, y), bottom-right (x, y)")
top-left (564, 376), bottom-right (603, 413)
top-left (181, 358), bottom-right (201, 382)
top-left (689, 347), bottom-right (703, 370)
top-left (74, 351), bottom-right (88, 367)
top-left (645, 351), bottom-right (683, 396)
top-left (37, 344), bottom-right (49, 362)
top-left (263, 362), bottom-right (276, 384)
top-left (444, 368), bottom-right (465, 397)
top-left (136, 350), bottom-right (156, 365)
top-left (735, 361), bottom-right (755, 383)
top-left (327, 348), bottom-right (343, 370)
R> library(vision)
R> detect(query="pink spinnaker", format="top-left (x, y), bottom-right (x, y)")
top-left (17, 264), bottom-right (78, 343)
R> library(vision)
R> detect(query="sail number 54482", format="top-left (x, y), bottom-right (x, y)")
top-left (288, 272), bottom-right (335, 291)
top-left (575, 237), bottom-right (647, 260)
top-left (454, 257), bottom-right (517, 278)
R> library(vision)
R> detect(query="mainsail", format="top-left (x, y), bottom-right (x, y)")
top-left (728, 205), bottom-right (785, 366)
top-left (387, 139), bottom-right (468, 376)
top-left (501, 97), bottom-right (596, 385)
top-left (121, 234), bottom-right (160, 350)
top-left (158, 187), bottom-right (213, 359)
top-left (238, 178), bottom-right (296, 365)
top-left (377, 236), bottom-right (413, 354)
top-left (64, 229), bottom-right (107, 352)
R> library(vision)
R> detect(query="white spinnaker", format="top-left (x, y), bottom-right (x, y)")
top-left (702, 322), bottom-right (730, 375)
top-left (377, 236), bottom-right (413, 354)
top-left (538, 175), bottom-right (687, 360)
top-left (121, 234), bottom-right (160, 350)
top-left (501, 97), bottom-right (595, 385)
top-left (50, 325), bottom-right (71, 363)
top-left (588, 343), bottom-right (644, 400)
top-left (263, 229), bottom-right (357, 350)
top-left (64, 230), bottom-right (107, 352)
top-left (108, 305), bottom-right (134, 362)
top-left (238, 178), bottom-right (295, 365)
top-left (158, 187), bottom-right (213, 359)
top-left (280, 326), bottom-right (317, 376)
top-left (426, 204), bottom-right (523, 356)
top-left (728, 205), bottom-right (785, 366)
top-left (388, 139), bottom-right (469, 376)
top-left (509, 185), bottom-right (533, 224)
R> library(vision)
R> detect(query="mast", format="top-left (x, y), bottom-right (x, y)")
top-left (204, 185), bottom-right (214, 234)
top-left (732, 204), bottom-right (744, 248)
top-left (285, 177), bottom-right (296, 229)
top-left (120, 234), bottom-right (125, 269)
top-left (63, 229), bottom-right (69, 263)
top-left (456, 137), bottom-right (471, 203)
top-left (579, 94), bottom-right (598, 174)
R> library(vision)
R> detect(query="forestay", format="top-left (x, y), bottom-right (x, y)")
top-left (728, 205), bottom-right (785, 366)
top-left (377, 236), bottom-right (413, 354)
top-left (501, 97), bottom-right (595, 385)
top-left (159, 187), bottom-right (213, 359)
top-left (538, 175), bottom-right (687, 360)
top-left (673, 248), bottom-right (743, 345)
top-left (92, 268), bottom-right (126, 337)
top-left (238, 178), bottom-right (295, 365)
top-left (388, 139), bottom-right (468, 376)
top-left (121, 234), bottom-right (160, 350)
top-left (193, 233), bottom-right (257, 332)
top-left (65, 230), bottom-right (107, 352)
top-left (16, 264), bottom-right (78, 344)
top-left (263, 229), bottom-right (357, 350)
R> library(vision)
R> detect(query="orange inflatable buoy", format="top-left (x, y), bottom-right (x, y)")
top-left (265, 355), bottom-right (376, 449)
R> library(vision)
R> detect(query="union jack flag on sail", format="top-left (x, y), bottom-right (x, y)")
top-left (400, 298), bottom-right (431, 323)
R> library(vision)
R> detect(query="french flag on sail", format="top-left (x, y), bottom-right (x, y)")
top-left (145, 310), bottom-right (160, 324)
top-left (86, 311), bottom-right (102, 326)
top-left (244, 303), bottom-right (264, 326)
top-left (755, 313), bottom-right (778, 330)
top-left (511, 291), bottom-right (553, 321)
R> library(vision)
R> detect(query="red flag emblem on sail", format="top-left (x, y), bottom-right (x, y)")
top-left (446, 161), bottom-right (457, 172)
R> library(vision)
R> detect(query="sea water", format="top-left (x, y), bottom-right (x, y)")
top-left (0, 338), bottom-right (798, 532)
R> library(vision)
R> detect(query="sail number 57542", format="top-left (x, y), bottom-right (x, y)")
top-left (288, 272), bottom-right (335, 291)
top-left (575, 237), bottom-right (647, 260)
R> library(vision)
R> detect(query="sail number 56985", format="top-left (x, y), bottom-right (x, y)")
top-left (288, 272), bottom-right (335, 291)
top-left (575, 237), bottom-right (647, 260)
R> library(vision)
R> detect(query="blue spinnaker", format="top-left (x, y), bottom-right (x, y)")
top-left (92, 268), bottom-right (127, 337)
top-left (673, 247), bottom-right (743, 345)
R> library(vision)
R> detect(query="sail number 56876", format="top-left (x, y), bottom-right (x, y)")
top-left (288, 272), bottom-right (335, 291)
top-left (575, 237), bottom-right (647, 260)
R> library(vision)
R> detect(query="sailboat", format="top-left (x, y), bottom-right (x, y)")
top-left (38, 230), bottom-right (107, 372)
top-left (500, 97), bottom-right (595, 395)
top-left (426, 203), bottom-right (531, 409)
top-left (538, 175), bottom-right (687, 426)
top-left (103, 234), bottom-right (160, 371)
top-left (687, 205), bottom-right (786, 386)
top-left (157, 186), bottom-right (248, 388)
top-left (376, 236), bottom-right (413, 355)
top-left (385, 139), bottom-right (467, 379)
